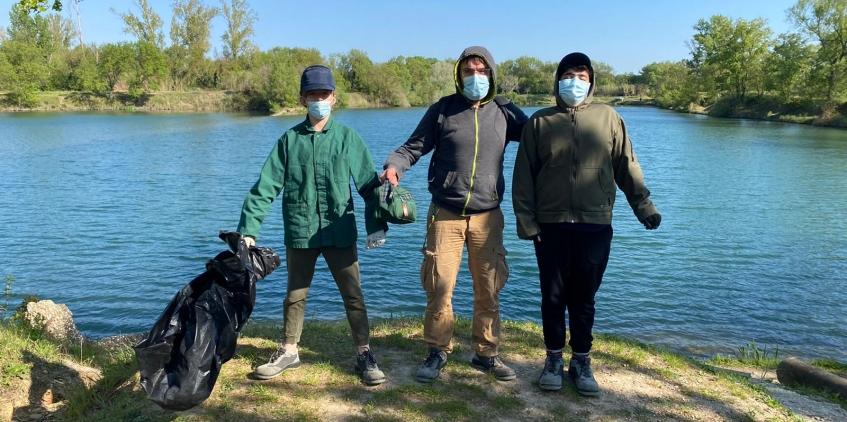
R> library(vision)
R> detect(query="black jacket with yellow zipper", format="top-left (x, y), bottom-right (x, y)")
top-left (384, 46), bottom-right (528, 215)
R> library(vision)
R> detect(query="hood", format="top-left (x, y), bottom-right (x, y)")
top-left (454, 46), bottom-right (497, 104)
top-left (554, 52), bottom-right (595, 110)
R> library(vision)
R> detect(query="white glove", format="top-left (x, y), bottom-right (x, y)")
top-left (366, 230), bottom-right (386, 249)
top-left (243, 236), bottom-right (256, 248)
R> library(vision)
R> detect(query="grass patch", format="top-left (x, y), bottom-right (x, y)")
top-left (709, 342), bottom-right (782, 372)
top-left (811, 358), bottom-right (847, 377)
top-left (1, 315), bottom-right (818, 421)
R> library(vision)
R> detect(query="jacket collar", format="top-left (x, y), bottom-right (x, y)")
top-left (304, 116), bottom-right (335, 133)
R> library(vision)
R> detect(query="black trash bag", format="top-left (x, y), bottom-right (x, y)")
top-left (134, 231), bottom-right (280, 410)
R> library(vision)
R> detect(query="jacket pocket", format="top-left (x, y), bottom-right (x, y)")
top-left (282, 201), bottom-right (310, 238)
top-left (441, 171), bottom-right (457, 189)
top-left (577, 167), bottom-right (612, 212)
top-left (420, 249), bottom-right (437, 292)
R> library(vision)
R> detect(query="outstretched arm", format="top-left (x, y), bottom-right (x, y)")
top-left (237, 136), bottom-right (287, 239)
top-left (382, 100), bottom-right (443, 183)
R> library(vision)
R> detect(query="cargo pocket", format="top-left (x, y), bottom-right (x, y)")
top-left (494, 246), bottom-right (509, 292)
top-left (420, 249), bottom-right (437, 292)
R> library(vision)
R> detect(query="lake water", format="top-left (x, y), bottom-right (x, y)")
top-left (1, 106), bottom-right (845, 360)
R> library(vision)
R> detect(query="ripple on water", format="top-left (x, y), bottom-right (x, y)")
top-left (2, 109), bottom-right (846, 360)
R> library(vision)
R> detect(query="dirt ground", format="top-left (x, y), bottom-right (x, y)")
top-left (5, 340), bottom-right (846, 422)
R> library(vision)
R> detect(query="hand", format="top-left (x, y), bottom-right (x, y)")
top-left (243, 236), bottom-right (256, 248)
top-left (366, 230), bottom-right (386, 249)
top-left (642, 213), bottom-right (661, 230)
top-left (380, 167), bottom-right (399, 187)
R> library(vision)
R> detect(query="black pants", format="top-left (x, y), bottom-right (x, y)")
top-left (534, 223), bottom-right (612, 353)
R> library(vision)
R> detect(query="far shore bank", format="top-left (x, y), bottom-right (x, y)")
top-left (2, 90), bottom-right (845, 129)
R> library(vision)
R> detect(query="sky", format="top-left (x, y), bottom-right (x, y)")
top-left (1, 0), bottom-right (800, 74)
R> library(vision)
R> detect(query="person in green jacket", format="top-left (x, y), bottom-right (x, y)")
top-left (512, 52), bottom-right (661, 396)
top-left (237, 65), bottom-right (386, 385)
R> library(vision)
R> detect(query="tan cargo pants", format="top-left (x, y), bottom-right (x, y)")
top-left (420, 203), bottom-right (509, 357)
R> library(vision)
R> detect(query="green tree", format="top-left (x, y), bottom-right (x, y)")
top-left (337, 49), bottom-right (375, 93)
top-left (690, 15), bottom-right (772, 100)
top-left (7, 3), bottom-right (52, 50)
top-left (16, 0), bottom-right (62, 13)
top-left (499, 56), bottom-right (553, 94)
top-left (65, 45), bottom-right (100, 91)
top-left (255, 47), bottom-right (322, 110)
top-left (99, 42), bottom-right (135, 91)
top-left (0, 50), bottom-right (14, 90)
top-left (789, 0), bottom-right (847, 102)
top-left (592, 60), bottom-right (618, 96)
top-left (132, 40), bottom-right (167, 92)
top-left (641, 61), bottom-right (697, 108)
top-left (765, 33), bottom-right (816, 99)
top-left (3, 4), bottom-right (53, 95)
top-left (116, 0), bottom-right (164, 49)
top-left (220, 0), bottom-right (256, 62)
top-left (169, 0), bottom-right (218, 88)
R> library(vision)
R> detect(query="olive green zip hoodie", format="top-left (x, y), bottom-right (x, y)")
top-left (512, 53), bottom-right (658, 239)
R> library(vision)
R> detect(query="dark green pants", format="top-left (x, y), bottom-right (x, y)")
top-left (283, 246), bottom-right (369, 347)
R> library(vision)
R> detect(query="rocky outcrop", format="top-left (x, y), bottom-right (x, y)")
top-left (23, 300), bottom-right (82, 343)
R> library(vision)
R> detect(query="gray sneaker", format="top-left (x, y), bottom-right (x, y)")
top-left (355, 349), bottom-right (386, 386)
top-left (254, 348), bottom-right (301, 380)
top-left (568, 355), bottom-right (600, 396)
top-left (416, 348), bottom-right (447, 383)
top-left (538, 355), bottom-right (565, 391)
top-left (471, 354), bottom-right (517, 381)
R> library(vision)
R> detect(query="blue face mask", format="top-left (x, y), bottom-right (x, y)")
top-left (307, 99), bottom-right (331, 120)
top-left (558, 78), bottom-right (591, 107)
top-left (462, 74), bottom-right (490, 101)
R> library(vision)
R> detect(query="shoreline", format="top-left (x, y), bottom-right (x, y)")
top-left (2, 90), bottom-right (845, 129)
top-left (3, 315), bottom-right (845, 420)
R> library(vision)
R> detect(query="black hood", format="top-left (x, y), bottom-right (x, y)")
top-left (554, 52), bottom-right (595, 109)
top-left (454, 46), bottom-right (497, 104)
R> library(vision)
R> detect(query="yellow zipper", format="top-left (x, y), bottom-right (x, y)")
top-left (461, 107), bottom-right (480, 216)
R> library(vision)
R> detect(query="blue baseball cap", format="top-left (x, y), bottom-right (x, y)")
top-left (300, 65), bottom-right (336, 93)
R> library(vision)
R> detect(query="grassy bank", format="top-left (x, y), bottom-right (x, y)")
top-left (3, 90), bottom-right (845, 130)
top-left (3, 316), bottom-right (826, 421)
top-left (0, 90), bottom-right (258, 113)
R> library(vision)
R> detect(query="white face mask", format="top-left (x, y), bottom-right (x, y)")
top-left (307, 99), bottom-right (331, 120)
top-left (558, 78), bottom-right (591, 106)
top-left (462, 74), bottom-right (490, 100)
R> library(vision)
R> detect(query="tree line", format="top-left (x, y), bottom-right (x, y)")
top-left (1, 0), bottom-right (845, 118)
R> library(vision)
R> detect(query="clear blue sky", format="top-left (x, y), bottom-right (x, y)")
top-left (1, 0), bottom-right (799, 73)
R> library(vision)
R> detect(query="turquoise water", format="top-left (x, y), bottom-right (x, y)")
top-left (1, 107), bottom-right (845, 360)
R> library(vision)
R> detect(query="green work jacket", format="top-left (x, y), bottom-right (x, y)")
top-left (237, 117), bottom-right (379, 248)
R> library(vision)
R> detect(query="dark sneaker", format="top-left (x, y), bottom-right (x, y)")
top-left (254, 347), bottom-right (300, 380)
top-left (538, 355), bottom-right (565, 391)
top-left (355, 349), bottom-right (386, 386)
top-left (471, 354), bottom-right (517, 381)
top-left (416, 348), bottom-right (447, 383)
top-left (568, 355), bottom-right (600, 396)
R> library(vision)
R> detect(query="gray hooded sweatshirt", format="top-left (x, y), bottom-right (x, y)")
top-left (384, 46), bottom-right (528, 215)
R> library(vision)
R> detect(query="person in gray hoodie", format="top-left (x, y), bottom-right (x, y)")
top-left (513, 52), bottom-right (661, 395)
top-left (382, 46), bottom-right (528, 383)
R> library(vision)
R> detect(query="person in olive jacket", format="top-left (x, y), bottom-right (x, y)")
top-left (237, 65), bottom-right (385, 386)
top-left (512, 52), bottom-right (661, 396)
top-left (382, 46), bottom-right (528, 383)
